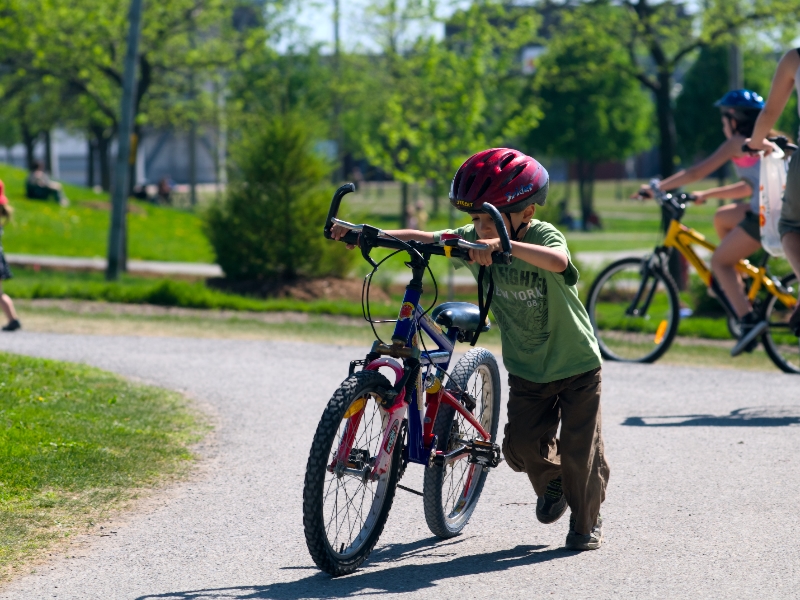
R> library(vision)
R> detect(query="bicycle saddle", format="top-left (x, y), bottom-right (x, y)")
top-left (430, 302), bottom-right (490, 334)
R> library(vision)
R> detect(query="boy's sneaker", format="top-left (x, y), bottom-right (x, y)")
top-left (731, 312), bottom-right (768, 357)
top-left (565, 513), bottom-right (603, 551)
top-left (1, 319), bottom-right (20, 332)
top-left (536, 476), bottom-right (567, 524)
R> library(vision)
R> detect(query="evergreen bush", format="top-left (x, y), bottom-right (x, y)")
top-left (205, 113), bottom-right (354, 281)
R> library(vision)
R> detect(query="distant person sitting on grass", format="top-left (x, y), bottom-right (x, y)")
top-left (0, 180), bottom-right (21, 332)
top-left (157, 176), bottom-right (173, 205)
top-left (26, 160), bottom-right (68, 206)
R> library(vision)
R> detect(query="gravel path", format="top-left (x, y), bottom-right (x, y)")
top-left (1, 332), bottom-right (799, 599)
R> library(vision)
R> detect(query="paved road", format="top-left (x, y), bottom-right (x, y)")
top-left (5, 254), bottom-right (223, 278)
top-left (1, 333), bottom-right (799, 599)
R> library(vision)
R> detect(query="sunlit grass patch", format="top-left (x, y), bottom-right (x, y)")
top-left (0, 352), bottom-right (206, 576)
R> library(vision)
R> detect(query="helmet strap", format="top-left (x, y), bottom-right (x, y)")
top-left (504, 213), bottom-right (528, 242)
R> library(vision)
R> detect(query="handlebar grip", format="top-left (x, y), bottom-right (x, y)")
top-left (324, 183), bottom-right (356, 239)
top-left (481, 204), bottom-right (512, 254)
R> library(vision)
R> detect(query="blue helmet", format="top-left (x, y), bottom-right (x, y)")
top-left (714, 89), bottom-right (764, 110)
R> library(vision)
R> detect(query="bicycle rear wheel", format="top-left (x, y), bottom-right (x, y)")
top-left (423, 348), bottom-right (501, 538)
top-left (303, 370), bottom-right (402, 576)
top-left (587, 256), bottom-right (681, 363)
top-left (762, 273), bottom-right (800, 374)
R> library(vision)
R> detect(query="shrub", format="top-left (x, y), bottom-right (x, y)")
top-left (205, 112), bottom-right (355, 281)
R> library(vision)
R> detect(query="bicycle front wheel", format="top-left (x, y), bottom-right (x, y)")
top-left (587, 257), bottom-right (681, 363)
top-left (423, 348), bottom-right (501, 538)
top-left (303, 370), bottom-right (402, 576)
top-left (762, 273), bottom-right (800, 374)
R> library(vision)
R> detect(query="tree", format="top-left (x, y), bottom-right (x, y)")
top-left (568, 0), bottom-right (800, 178)
top-left (0, 0), bottom-right (247, 190)
top-left (205, 112), bottom-right (353, 281)
top-left (676, 41), bottom-right (800, 168)
top-left (345, 0), bottom-right (541, 225)
top-left (532, 7), bottom-right (652, 230)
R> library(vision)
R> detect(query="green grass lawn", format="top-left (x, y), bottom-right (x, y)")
top-left (0, 352), bottom-right (205, 574)
top-left (0, 164), bottom-right (214, 263)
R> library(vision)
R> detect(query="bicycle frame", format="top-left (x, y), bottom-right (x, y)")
top-left (331, 258), bottom-right (491, 482)
top-left (662, 219), bottom-right (797, 309)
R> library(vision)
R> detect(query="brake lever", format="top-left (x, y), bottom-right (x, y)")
top-left (359, 224), bottom-right (381, 268)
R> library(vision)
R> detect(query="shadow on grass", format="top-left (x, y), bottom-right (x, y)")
top-left (622, 406), bottom-right (800, 427)
top-left (134, 537), bottom-right (573, 599)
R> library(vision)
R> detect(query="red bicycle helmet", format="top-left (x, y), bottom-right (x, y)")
top-left (449, 148), bottom-right (549, 213)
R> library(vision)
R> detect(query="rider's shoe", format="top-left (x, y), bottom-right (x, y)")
top-left (565, 513), bottom-right (603, 551)
top-left (1, 319), bottom-right (21, 332)
top-left (789, 302), bottom-right (800, 337)
top-left (731, 311), bottom-right (768, 357)
top-left (536, 476), bottom-right (568, 524)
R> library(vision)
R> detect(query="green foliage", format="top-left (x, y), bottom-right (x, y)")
top-left (0, 352), bottom-right (202, 567)
top-left (676, 46), bottom-right (729, 163)
top-left (533, 7), bottom-right (653, 164)
top-left (205, 113), bottom-right (354, 280)
top-left (4, 268), bottom-right (397, 317)
top-left (346, 0), bottom-right (541, 188)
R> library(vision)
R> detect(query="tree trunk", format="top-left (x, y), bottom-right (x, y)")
top-left (87, 139), bottom-right (95, 188)
top-left (21, 124), bottom-right (35, 170)
top-left (43, 130), bottom-right (52, 173)
top-left (654, 70), bottom-right (677, 178)
top-left (97, 133), bottom-right (111, 192)
top-left (577, 161), bottom-right (596, 232)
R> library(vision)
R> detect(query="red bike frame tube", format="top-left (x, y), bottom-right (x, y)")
top-left (440, 389), bottom-right (491, 441)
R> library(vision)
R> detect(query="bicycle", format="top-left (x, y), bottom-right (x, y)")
top-left (302, 183), bottom-right (513, 576)
top-left (586, 181), bottom-right (799, 373)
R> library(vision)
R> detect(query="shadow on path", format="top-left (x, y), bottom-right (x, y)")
top-left (135, 537), bottom-right (572, 600)
top-left (623, 406), bottom-right (800, 427)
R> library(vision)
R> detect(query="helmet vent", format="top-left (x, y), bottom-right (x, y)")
top-left (499, 152), bottom-right (516, 169)
top-left (475, 177), bottom-right (492, 200)
top-left (464, 173), bottom-right (477, 194)
top-left (502, 164), bottom-right (526, 187)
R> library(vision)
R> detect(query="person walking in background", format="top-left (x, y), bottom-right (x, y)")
top-left (0, 180), bottom-right (21, 332)
top-left (26, 160), bottom-right (68, 206)
top-left (745, 48), bottom-right (800, 336)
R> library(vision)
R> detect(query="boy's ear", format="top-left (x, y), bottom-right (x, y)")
top-left (522, 205), bottom-right (536, 222)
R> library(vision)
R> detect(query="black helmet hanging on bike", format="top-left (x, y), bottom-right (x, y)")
top-left (449, 148), bottom-right (549, 213)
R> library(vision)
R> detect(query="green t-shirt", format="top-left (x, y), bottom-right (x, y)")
top-left (433, 220), bottom-right (601, 383)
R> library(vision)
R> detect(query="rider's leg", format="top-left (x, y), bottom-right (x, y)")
top-left (713, 202), bottom-right (749, 241)
top-left (557, 367), bottom-right (607, 537)
top-left (710, 226), bottom-right (762, 318)
top-left (502, 374), bottom-right (562, 498)
top-left (0, 281), bottom-right (18, 323)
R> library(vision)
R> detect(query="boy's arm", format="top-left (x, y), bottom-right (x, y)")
top-left (468, 238), bottom-right (568, 272)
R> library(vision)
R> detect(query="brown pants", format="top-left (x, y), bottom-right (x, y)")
top-left (502, 367), bottom-right (609, 535)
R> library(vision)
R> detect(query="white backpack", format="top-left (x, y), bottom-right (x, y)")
top-left (759, 148), bottom-right (788, 257)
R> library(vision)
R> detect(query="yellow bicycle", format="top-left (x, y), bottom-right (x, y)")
top-left (586, 185), bottom-right (799, 373)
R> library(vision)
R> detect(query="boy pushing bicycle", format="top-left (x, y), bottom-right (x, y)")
top-left (332, 148), bottom-right (609, 550)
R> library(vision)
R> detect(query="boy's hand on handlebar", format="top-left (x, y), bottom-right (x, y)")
top-left (691, 191), bottom-right (707, 205)
top-left (469, 238), bottom-right (503, 266)
top-left (330, 222), bottom-right (357, 249)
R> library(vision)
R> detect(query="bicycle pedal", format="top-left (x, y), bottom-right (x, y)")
top-left (468, 440), bottom-right (502, 468)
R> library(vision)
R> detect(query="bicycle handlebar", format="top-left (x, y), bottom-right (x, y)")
top-left (645, 180), bottom-right (696, 205)
top-left (741, 136), bottom-right (798, 156)
top-left (323, 183), bottom-right (513, 265)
